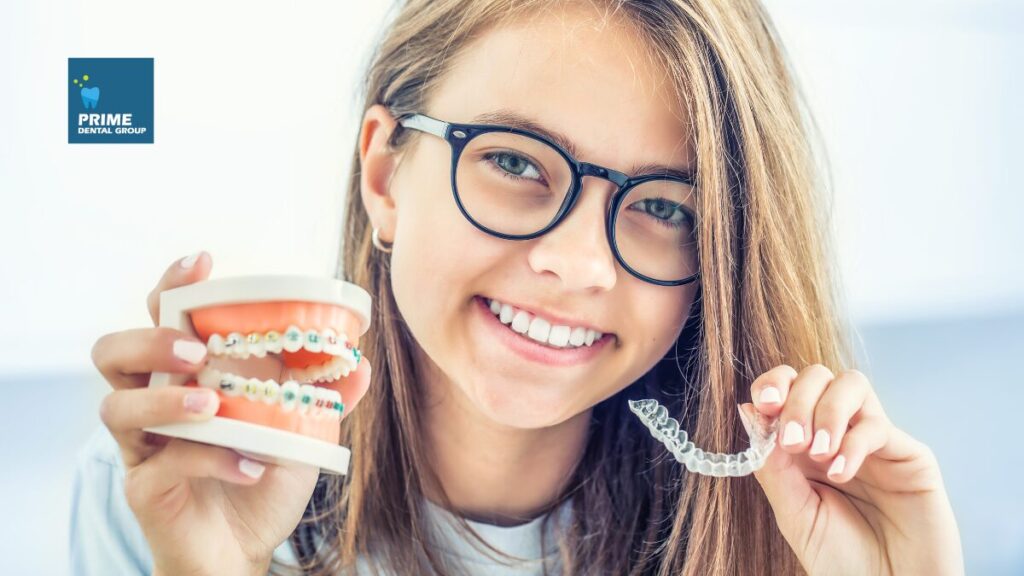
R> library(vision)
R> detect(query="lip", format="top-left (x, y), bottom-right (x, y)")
top-left (473, 295), bottom-right (612, 367)
top-left (479, 295), bottom-right (611, 335)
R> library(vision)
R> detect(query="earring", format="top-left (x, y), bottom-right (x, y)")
top-left (372, 227), bottom-right (393, 253)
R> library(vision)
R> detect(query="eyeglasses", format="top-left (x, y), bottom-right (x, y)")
top-left (395, 112), bottom-right (701, 287)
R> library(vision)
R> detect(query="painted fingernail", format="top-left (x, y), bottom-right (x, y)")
top-left (179, 252), bottom-right (201, 269)
top-left (239, 458), bottom-right (266, 479)
top-left (828, 455), bottom-right (846, 477)
top-left (810, 429), bottom-right (831, 455)
top-left (759, 387), bottom-right (782, 404)
top-left (781, 421), bottom-right (805, 446)
top-left (184, 390), bottom-right (216, 414)
top-left (173, 339), bottom-right (207, 364)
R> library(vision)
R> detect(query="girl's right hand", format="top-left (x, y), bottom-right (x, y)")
top-left (90, 253), bottom-right (371, 576)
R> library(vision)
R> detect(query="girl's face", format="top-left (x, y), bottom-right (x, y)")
top-left (364, 7), bottom-right (699, 429)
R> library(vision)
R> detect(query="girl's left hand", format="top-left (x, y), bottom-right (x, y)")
top-left (739, 364), bottom-right (964, 576)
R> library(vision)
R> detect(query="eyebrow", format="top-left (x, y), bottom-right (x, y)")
top-left (469, 109), bottom-right (696, 182)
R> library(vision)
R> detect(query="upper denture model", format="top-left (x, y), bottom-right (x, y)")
top-left (146, 276), bottom-right (372, 475)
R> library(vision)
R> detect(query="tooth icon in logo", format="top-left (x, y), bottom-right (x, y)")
top-left (80, 86), bottom-right (100, 109)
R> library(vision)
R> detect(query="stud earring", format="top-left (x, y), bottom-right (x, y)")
top-left (372, 227), bottom-right (393, 253)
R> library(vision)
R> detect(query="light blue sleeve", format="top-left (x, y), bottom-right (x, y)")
top-left (68, 425), bottom-right (303, 575)
top-left (68, 425), bottom-right (154, 576)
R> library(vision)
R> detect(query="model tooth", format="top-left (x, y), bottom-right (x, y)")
top-left (584, 329), bottom-right (596, 346)
top-left (262, 379), bottom-right (280, 404)
top-left (224, 332), bottom-right (246, 358)
top-left (594, 331), bottom-right (603, 340)
top-left (322, 328), bottom-right (340, 356)
top-left (207, 334), bottom-right (226, 356)
top-left (568, 327), bottom-right (586, 347)
top-left (304, 329), bottom-right (323, 354)
top-left (197, 366), bottom-right (221, 389)
top-left (245, 333), bottom-right (266, 358)
top-left (314, 387), bottom-right (331, 415)
top-left (282, 325), bottom-right (304, 353)
top-left (264, 331), bottom-right (283, 354)
top-left (244, 377), bottom-right (262, 401)
top-left (280, 380), bottom-right (299, 412)
top-left (218, 373), bottom-right (241, 396)
top-left (298, 384), bottom-right (316, 414)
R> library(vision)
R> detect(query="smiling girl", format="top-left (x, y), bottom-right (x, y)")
top-left (75, 0), bottom-right (962, 574)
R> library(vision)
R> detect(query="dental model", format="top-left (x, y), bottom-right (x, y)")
top-left (628, 399), bottom-right (779, 477)
top-left (147, 275), bottom-right (371, 475)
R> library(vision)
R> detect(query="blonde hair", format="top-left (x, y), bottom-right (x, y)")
top-left (280, 0), bottom-right (856, 574)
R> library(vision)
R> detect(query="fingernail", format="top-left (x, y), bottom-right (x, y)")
top-left (810, 429), bottom-right (831, 455)
top-left (759, 387), bottom-right (782, 405)
top-left (781, 421), bottom-right (805, 446)
top-left (239, 458), bottom-right (265, 479)
top-left (184, 390), bottom-right (216, 414)
top-left (828, 454), bottom-right (846, 477)
top-left (179, 252), bottom-right (201, 269)
top-left (173, 339), bottom-right (207, 364)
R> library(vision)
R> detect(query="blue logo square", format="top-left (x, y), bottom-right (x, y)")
top-left (68, 58), bottom-right (154, 144)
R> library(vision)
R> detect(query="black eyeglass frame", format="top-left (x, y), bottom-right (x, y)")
top-left (395, 112), bottom-right (701, 287)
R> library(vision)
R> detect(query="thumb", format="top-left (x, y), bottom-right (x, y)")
top-left (739, 402), bottom-right (819, 545)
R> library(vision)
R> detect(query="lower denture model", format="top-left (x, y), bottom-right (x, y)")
top-left (629, 399), bottom-right (779, 477)
top-left (146, 276), bottom-right (371, 475)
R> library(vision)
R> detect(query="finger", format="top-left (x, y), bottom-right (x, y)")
top-left (808, 369), bottom-right (871, 462)
top-left (147, 251), bottom-right (212, 326)
top-left (100, 386), bottom-right (220, 435)
top-left (92, 327), bottom-right (209, 390)
top-left (825, 415), bottom-right (889, 483)
top-left (740, 402), bottom-right (818, 549)
top-left (125, 438), bottom-right (267, 522)
top-left (749, 364), bottom-right (799, 417)
top-left (777, 364), bottom-right (836, 454)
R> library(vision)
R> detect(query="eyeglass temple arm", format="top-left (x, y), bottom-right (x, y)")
top-left (398, 113), bottom-right (448, 139)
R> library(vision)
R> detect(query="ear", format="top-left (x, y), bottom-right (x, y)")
top-left (359, 104), bottom-right (403, 244)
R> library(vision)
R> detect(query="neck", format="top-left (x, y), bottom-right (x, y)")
top-left (418, 354), bottom-right (590, 526)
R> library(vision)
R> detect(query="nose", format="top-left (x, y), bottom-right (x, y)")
top-left (526, 176), bottom-right (618, 291)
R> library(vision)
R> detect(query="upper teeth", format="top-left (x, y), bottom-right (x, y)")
top-left (485, 297), bottom-right (604, 348)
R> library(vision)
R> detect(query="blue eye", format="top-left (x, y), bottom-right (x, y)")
top-left (483, 151), bottom-right (545, 183)
top-left (630, 198), bottom-right (689, 229)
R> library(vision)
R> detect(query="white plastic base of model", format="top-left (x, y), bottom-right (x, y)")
top-left (146, 417), bottom-right (351, 474)
top-left (146, 275), bottom-right (372, 476)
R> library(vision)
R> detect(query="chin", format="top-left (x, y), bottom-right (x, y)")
top-left (467, 373), bottom-right (586, 429)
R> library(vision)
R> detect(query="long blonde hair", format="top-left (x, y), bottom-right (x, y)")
top-left (281, 0), bottom-right (855, 574)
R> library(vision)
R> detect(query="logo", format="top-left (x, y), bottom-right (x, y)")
top-left (68, 58), bottom-right (154, 144)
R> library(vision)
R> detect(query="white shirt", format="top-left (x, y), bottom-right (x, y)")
top-left (69, 426), bottom-right (572, 575)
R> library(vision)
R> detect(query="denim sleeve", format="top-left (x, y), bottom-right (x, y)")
top-left (69, 425), bottom-right (302, 575)
top-left (68, 425), bottom-right (154, 576)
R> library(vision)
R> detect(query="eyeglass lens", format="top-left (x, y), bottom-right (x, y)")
top-left (454, 131), bottom-right (698, 283)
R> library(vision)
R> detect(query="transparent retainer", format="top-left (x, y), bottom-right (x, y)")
top-left (628, 399), bottom-right (779, 477)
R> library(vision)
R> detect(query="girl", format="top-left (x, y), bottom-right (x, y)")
top-left (78, 0), bottom-right (963, 574)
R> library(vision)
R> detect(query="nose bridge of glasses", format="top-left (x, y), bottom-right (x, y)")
top-left (578, 162), bottom-right (629, 188)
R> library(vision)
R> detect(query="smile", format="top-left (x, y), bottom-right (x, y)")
top-left (474, 295), bottom-right (612, 366)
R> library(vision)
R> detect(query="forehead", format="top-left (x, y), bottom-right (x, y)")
top-left (425, 5), bottom-right (696, 177)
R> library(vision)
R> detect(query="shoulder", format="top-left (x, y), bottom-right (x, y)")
top-left (69, 425), bottom-right (154, 576)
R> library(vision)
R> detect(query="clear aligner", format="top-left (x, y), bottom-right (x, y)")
top-left (628, 399), bottom-right (779, 477)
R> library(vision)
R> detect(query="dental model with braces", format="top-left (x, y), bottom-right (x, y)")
top-left (146, 276), bottom-right (372, 475)
top-left (628, 399), bottom-right (779, 477)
